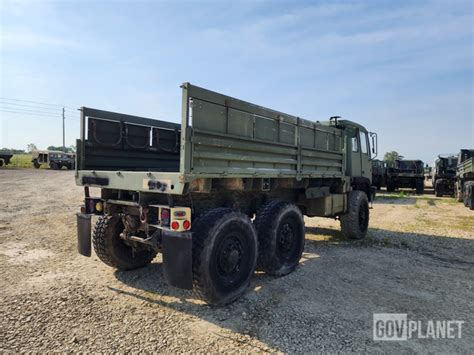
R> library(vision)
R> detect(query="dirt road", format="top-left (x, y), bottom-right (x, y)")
top-left (1, 169), bottom-right (473, 352)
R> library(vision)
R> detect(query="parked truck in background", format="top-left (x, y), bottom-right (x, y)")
top-left (386, 159), bottom-right (424, 194)
top-left (0, 150), bottom-right (13, 167)
top-left (432, 155), bottom-right (457, 197)
top-left (75, 83), bottom-right (377, 305)
top-left (371, 159), bottom-right (386, 190)
top-left (32, 150), bottom-right (75, 170)
top-left (456, 149), bottom-right (474, 210)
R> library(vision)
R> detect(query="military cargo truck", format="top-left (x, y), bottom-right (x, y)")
top-left (32, 150), bottom-right (75, 170)
top-left (0, 151), bottom-right (13, 167)
top-left (386, 159), bottom-right (424, 194)
top-left (371, 159), bottom-right (386, 190)
top-left (75, 83), bottom-right (377, 305)
top-left (432, 155), bottom-right (457, 197)
top-left (456, 149), bottom-right (474, 209)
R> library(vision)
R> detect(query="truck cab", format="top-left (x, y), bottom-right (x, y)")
top-left (432, 155), bottom-right (457, 196)
top-left (386, 159), bottom-right (425, 194)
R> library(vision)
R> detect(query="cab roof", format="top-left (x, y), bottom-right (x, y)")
top-left (338, 120), bottom-right (368, 133)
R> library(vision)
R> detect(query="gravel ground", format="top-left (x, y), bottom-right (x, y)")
top-left (1, 169), bottom-right (473, 353)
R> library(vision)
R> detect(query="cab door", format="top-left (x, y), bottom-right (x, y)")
top-left (350, 129), bottom-right (362, 177)
top-left (359, 130), bottom-right (371, 180)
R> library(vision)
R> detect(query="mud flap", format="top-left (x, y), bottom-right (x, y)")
top-left (162, 230), bottom-right (193, 290)
top-left (77, 213), bottom-right (92, 257)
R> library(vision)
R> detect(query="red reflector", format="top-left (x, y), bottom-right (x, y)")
top-left (183, 220), bottom-right (190, 230)
top-left (171, 221), bottom-right (179, 230)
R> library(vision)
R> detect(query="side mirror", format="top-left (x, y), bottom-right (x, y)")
top-left (369, 132), bottom-right (378, 159)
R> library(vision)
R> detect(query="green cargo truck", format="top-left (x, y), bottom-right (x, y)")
top-left (371, 159), bottom-right (386, 190)
top-left (386, 159), bottom-right (424, 194)
top-left (432, 154), bottom-right (457, 197)
top-left (456, 149), bottom-right (474, 209)
top-left (75, 83), bottom-right (377, 305)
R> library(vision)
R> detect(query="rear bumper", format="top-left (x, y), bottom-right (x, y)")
top-left (75, 170), bottom-right (186, 195)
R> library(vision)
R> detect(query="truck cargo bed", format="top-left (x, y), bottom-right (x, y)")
top-left (76, 83), bottom-right (346, 194)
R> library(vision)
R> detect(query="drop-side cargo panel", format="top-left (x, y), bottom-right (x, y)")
top-left (182, 83), bottom-right (344, 179)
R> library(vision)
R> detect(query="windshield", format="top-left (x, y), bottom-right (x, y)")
top-left (443, 158), bottom-right (457, 169)
top-left (396, 160), bottom-right (423, 171)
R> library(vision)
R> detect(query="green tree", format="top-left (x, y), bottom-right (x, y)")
top-left (384, 151), bottom-right (404, 164)
top-left (27, 143), bottom-right (38, 153)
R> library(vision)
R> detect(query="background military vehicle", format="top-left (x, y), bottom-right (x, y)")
top-left (371, 159), bottom-right (386, 190)
top-left (386, 159), bottom-right (424, 194)
top-left (432, 155), bottom-right (457, 197)
top-left (0, 150), bottom-right (13, 167)
top-left (32, 150), bottom-right (75, 170)
top-left (75, 83), bottom-right (377, 306)
top-left (456, 149), bottom-right (474, 210)
top-left (424, 164), bottom-right (432, 181)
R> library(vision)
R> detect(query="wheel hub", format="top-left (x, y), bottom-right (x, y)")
top-left (279, 223), bottom-right (295, 252)
top-left (218, 238), bottom-right (242, 274)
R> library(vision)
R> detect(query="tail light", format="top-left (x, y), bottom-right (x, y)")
top-left (183, 220), bottom-right (191, 230)
top-left (161, 208), bottom-right (170, 226)
top-left (171, 221), bottom-right (180, 230)
top-left (85, 197), bottom-right (104, 215)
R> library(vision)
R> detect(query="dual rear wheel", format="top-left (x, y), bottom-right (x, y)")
top-left (192, 202), bottom-right (305, 305)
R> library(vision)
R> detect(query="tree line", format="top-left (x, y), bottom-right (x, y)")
top-left (1, 144), bottom-right (76, 154)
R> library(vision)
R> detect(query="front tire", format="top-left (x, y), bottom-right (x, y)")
top-left (254, 201), bottom-right (305, 276)
top-left (463, 182), bottom-right (474, 210)
top-left (456, 181), bottom-right (463, 202)
top-left (340, 191), bottom-right (369, 240)
top-left (192, 208), bottom-right (258, 306)
top-left (92, 216), bottom-right (157, 270)
top-left (434, 180), bottom-right (443, 197)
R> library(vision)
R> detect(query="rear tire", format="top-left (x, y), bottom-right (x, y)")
top-left (340, 191), bottom-right (369, 240)
top-left (386, 183), bottom-right (395, 192)
top-left (254, 201), bottom-right (305, 276)
top-left (92, 216), bottom-right (157, 270)
top-left (416, 179), bottom-right (424, 195)
top-left (192, 208), bottom-right (258, 306)
top-left (33, 160), bottom-right (40, 169)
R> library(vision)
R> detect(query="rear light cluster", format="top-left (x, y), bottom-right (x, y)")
top-left (150, 205), bottom-right (191, 232)
top-left (170, 219), bottom-right (191, 231)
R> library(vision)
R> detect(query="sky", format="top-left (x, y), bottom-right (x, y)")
top-left (0, 0), bottom-right (473, 164)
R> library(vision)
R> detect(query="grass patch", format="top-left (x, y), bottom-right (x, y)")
top-left (3, 154), bottom-right (33, 169)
